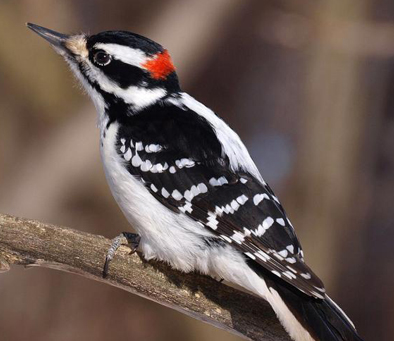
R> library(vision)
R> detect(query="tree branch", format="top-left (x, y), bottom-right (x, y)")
top-left (0, 213), bottom-right (289, 341)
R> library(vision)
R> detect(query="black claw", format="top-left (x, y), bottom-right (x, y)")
top-left (103, 258), bottom-right (110, 278)
top-left (102, 232), bottom-right (140, 278)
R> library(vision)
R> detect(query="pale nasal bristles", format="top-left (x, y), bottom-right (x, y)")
top-left (65, 35), bottom-right (88, 58)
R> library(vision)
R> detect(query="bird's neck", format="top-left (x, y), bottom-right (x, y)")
top-left (95, 87), bottom-right (181, 133)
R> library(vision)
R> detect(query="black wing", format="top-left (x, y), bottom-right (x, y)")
top-left (116, 102), bottom-right (325, 298)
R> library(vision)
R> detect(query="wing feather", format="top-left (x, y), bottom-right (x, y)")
top-left (116, 131), bottom-right (325, 298)
top-left (115, 101), bottom-right (325, 298)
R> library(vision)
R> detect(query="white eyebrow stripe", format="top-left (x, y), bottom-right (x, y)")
top-left (94, 43), bottom-right (148, 67)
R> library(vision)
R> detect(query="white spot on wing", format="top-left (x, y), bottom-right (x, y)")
top-left (236, 195), bottom-right (248, 205)
top-left (206, 211), bottom-right (219, 229)
top-left (225, 204), bottom-right (234, 214)
top-left (285, 257), bottom-right (296, 264)
top-left (214, 206), bottom-right (224, 215)
top-left (176, 158), bottom-right (195, 169)
top-left (155, 163), bottom-right (163, 172)
top-left (161, 187), bottom-right (170, 198)
top-left (140, 159), bottom-right (152, 172)
top-left (230, 200), bottom-right (240, 211)
top-left (286, 245), bottom-right (295, 254)
top-left (230, 231), bottom-right (245, 244)
top-left (209, 177), bottom-right (220, 186)
top-left (253, 224), bottom-right (265, 237)
top-left (262, 217), bottom-right (274, 229)
top-left (243, 227), bottom-right (251, 237)
top-left (150, 164), bottom-right (158, 173)
top-left (218, 176), bottom-right (228, 185)
top-left (191, 185), bottom-right (200, 197)
top-left (179, 201), bottom-right (193, 214)
top-left (184, 190), bottom-right (193, 202)
top-left (132, 154), bottom-right (142, 167)
top-left (123, 148), bottom-right (132, 161)
top-left (197, 183), bottom-right (208, 193)
top-left (253, 193), bottom-right (269, 206)
top-left (278, 249), bottom-right (288, 258)
top-left (135, 142), bottom-right (143, 151)
top-left (172, 190), bottom-right (183, 200)
top-left (146, 144), bottom-right (162, 153)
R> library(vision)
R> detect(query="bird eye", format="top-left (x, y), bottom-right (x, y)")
top-left (93, 50), bottom-right (111, 66)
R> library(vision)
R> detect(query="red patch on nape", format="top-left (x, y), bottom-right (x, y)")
top-left (142, 50), bottom-right (175, 80)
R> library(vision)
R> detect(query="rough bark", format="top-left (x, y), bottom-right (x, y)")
top-left (0, 213), bottom-right (289, 341)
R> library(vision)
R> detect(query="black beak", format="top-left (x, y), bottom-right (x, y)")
top-left (27, 23), bottom-right (70, 54)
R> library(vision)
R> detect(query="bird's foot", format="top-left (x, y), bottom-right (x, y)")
top-left (103, 232), bottom-right (141, 278)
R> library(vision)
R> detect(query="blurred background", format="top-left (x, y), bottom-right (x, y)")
top-left (0, 0), bottom-right (393, 340)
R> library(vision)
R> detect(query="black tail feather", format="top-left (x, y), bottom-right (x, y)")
top-left (248, 260), bottom-right (364, 341)
top-left (270, 278), bottom-right (364, 341)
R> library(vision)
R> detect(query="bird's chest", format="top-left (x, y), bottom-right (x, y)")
top-left (99, 122), bottom-right (165, 232)
top-left (99, 122), bottom-right (214, 272)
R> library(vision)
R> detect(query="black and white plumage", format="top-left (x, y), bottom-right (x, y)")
top-left (27, 23), bottom-right (364, 341)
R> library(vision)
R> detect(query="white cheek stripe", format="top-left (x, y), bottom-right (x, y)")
top-left (83, 59), bottom-right (166, 112)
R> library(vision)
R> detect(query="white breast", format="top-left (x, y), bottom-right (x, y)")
top-left (100, 122), bottom-right (215, 272)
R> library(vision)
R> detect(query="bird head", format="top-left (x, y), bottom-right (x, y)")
top-left (27, 23), bottom-right (180, 119)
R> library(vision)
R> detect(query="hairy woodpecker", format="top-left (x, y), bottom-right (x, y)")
top-left (27, 23), bottom-right (364, 341)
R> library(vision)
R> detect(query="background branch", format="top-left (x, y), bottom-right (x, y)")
top-left (0, 213), bottom-right (289, 341)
